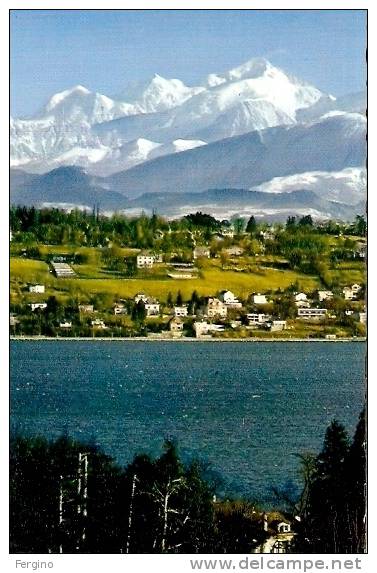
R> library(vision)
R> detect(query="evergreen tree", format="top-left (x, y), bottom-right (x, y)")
top-left (176, 290), bottom-right (183, 307)
top-left (344, 409), bottom-right (366, 553)
top-left (286, 216), bottom-right (296, 229)
top-left (295, 420), bottom-right (350, 553)
top-left (299, 215), bottom-right (313, 227)
top-left (131, 301), bottom-right (147, 323)
top-left (246, 216), bottom-right (257, 235)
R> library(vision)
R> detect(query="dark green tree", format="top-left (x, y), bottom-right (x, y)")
top-left (295, 420), bottom-right (351, 553)
top-left (246, 216), bottom-right (257, 236)
top-left (176, 290), bottom-right (183, 307)
top-left (166, 292), bottom-right (173, 308)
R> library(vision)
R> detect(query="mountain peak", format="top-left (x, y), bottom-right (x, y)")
top-left (44, 85), bottom-right (92, 113)
top-left (227, 57), bottom-right (272, 81)
top-left (206, 57), bottom-right (275, 87)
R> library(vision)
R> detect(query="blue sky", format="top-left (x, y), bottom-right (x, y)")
top-left (11, 9), bottom-right (367, 118)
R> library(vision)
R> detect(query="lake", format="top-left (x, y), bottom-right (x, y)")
top-left (10, 340), bottom-right (366, 504)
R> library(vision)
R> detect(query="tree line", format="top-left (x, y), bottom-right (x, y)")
top-left (10, 207), bottom-right (366, 251)
top-left (10, 409), bottom-right (366, 554)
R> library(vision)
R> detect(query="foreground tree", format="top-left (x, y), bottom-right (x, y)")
top-left (294, 411), bottom-right (366, 553)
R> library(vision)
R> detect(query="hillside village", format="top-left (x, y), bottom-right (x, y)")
top-left (10, 208), bottom-right (366, 339)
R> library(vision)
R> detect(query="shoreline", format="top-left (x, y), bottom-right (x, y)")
top-left (10, 336), bottom-right (366, 343)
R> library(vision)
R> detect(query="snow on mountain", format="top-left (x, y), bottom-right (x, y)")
top-left (10, 57), bottom-right (365, 194)
top-left (88, 138), bottom-right (162, 176)
top-left (149, 138), bottom-right (207, 159)
top-left (108, 112), bottom-right (366, 198)
top-left (37, 85), bottom-right (139, 124)
top-left (296, 90), bottom-right (366, 122)
top-left (118, 74), bottom-right (205, 113)
top-left (10, 168), bottom-right (361, 221)
top-left (190, 99), bottom-right (295, 142)
top-left (254, 167), bottom-right (366, 205)
top-left (10, 114), bottom-right (96, 170)
top-left (165, 58), bottom-right (323, 138)
top-left (88, 58), bottom-right (325, 151)
top-left (203, 58), bottom-right (323, 117)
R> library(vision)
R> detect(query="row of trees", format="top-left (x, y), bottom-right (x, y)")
top-left (10, 206), bottom-right (366, 250)
top-left (10, 436), bottom-right (266, 554)
top-left (10, 409), bottom-right (366, 554)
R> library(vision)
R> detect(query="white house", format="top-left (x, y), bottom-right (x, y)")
top-left (194, 321), bottom-right (225, 338)
top-left (59, 321), bottom-right (72, 328)
top-left (91, 319), bottom-right (107, 329)
top-left (220, 227), bottom-right (234, 238)
top-left (204, 297), bottom-right (228, 318)
top-left (78, 304), bottom-right (94, 314)
top-left (297, 308), bottom-right (327, 319)
top-left (29, 303), bottom-right (47, 312)
top-left (247, 313), bottom-right (270, 325)
top-left (169, 317), bottom-right (184, 334)
top-left (193, 246), bottom-right (210, 259)
top-left (10, 314), bottom-right (19, 327)
top-left (294, 292), bottom-right (307, 303)
top-left (269, 320), bottom-right (287, 332)
top-left (343, 284), bottom-right (362, 300)
top-left (137, 254), bottom-right (155, 268)
top-left (174, 305), bottom-right (188, 317)
top-left (134, 293), bottom-right (149, 304)
top-left (253, 294), bottom-right (268, 305)
top-left (29, 284), bottom-right (45, 294)
top-left (351, 283), bottom-right (362, 294)
top-left (343, 287), bottom-right (354, 300)
top-left (259, 230), bottom-right (276, 241)
top-left (277, 522), bottom-right (291, 534)
top-left (219, 290), bottom-right (242, 308)
top-left (114, 303), bottom-right (127, 315)
top-left (318, 290), bottom-right (333, 302)
top-left (145, 299), bottom-right (160, 317)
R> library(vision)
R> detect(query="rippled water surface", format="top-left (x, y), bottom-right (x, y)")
top-left (10, 340), bottom-right (366, 502)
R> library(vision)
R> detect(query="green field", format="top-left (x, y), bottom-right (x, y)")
top-left (10, 243), bottom-right (366, 306)
top-left (10, 254), bottom-right (323, 303)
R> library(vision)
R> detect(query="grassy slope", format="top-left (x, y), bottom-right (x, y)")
top-left (11, 255), bottom-right (320, 303)
top-left (10, 248), bottom-right (365, 304)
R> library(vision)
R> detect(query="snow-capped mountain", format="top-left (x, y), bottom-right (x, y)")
top-left (11, 57), bottom-right (329, 174)
top-left (107, 112), bottom-right (366, 198)
top-left (116, 74), bottom-right (205, 113)
top-left (37, 85), bottom-right (138, 124)
top-left (10, 56), bottom-right (366, 219)
top-left (254, 167), bottom-right (366, 206)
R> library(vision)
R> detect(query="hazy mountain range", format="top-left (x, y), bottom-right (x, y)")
top-left (10, 57), bottom-right (366, 220)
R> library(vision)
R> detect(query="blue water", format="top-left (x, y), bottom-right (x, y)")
top-left (10, 340), bottom-right (366, 503)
